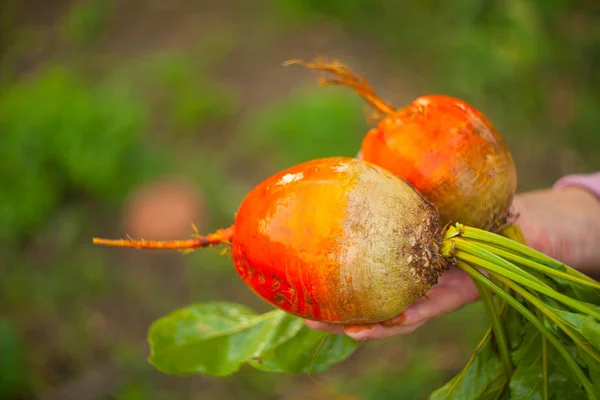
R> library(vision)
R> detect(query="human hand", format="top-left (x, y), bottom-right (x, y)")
top-left (304, 184), bottom-right (600, 342)
top-left (509, 186), bottom-right (600, 272)
top-left (305, 266), bottom-right (481, 341)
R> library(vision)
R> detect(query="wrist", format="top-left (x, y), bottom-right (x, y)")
top-left (513, 181), bottom-right (600, 273)
top-left (553, 172), bottom-right (600, 202)
top-left (552, 172), bottom-right (600, 235)
top-left (552, 186), bottom-right (600, 213)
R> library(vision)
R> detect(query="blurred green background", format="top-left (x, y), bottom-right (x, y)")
top-left (1, 1), bottom-right (598, 399)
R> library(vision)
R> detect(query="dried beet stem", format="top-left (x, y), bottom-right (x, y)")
top-left (283, 57), bottom-right (396, 116)
top-left (92, 225), bottom-right (234, 250)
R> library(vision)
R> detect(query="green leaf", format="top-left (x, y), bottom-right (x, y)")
top-left (429, 328), bottom-right (507, 400)
top-left (508, 325), bottom-right (587, 400)
top-left (551, 307), bottom-right (600, 353)
top-left (0, 319), bottom-right (35, 398)
top-left (248, 325), bottom-right (357, 374)
top-left (147, 302), bottom-right (357, 376)
top-left (241, 86), bottom-right (366, 169)
top-left (508, 326), bottom-right (544, 400)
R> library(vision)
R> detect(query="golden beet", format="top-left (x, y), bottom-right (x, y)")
top-left (231, 157), bottom-right (446, 324)
top-left (94, 157), bottom-right (447, 324)
top-left (361, 94), bottom-right (517, 230)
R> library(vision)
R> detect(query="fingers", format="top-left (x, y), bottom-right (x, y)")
top-left (304, 268), bottom-right (481, 341)
top-left (304, 320), bottom-right (346, 335)
top-left (344, 320), bottom-right (427, 341)
top-left (341, 276), bottom-right (479, 342)
top-left (400, 268), bottom-right (480, 325)
top-left (303, 318), bottom-right (424, 340)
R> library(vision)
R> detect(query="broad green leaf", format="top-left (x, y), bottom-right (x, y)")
top-left (429, 330), bottom-right (507, 400)
top-left (248, 324), bottom-right (357, 374)
top-left (551, 307), bottom-right (600, 353)
top-left (533, 258), bottom-right (600, 305)
top-left (580, 351), bottom-right (600, 394)
top-left (148, 302), bottom-right (357, 376)
top-left (508, 328), bottom-right (544, 400)
top-left (544, 305), bottom-right (600, 396)
top-left (509, 324), bottom-right (587, 400)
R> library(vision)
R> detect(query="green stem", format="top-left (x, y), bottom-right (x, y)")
top-left (451, 225), bottom-right (595, 283)
top-left (536, 309), bottom-right (549, 400)
top-left (472, 276), bottom-right (513, 376)
top-left (453, 245), bottom-right (600, 320)
top-left (456, 261), bottom-right (597, 400)
top-left (455, 240), bottom-right (547, 286)
top-left (465, 240), bottom-right (600, 290)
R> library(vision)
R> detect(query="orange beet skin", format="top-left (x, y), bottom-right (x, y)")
top-left (361, 95), bottom-right (517, 230)
top-left (231, 157), bottom-right (445, 324)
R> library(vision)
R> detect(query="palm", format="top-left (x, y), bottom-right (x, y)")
top-left (305, 267), bottom-right (480, 341)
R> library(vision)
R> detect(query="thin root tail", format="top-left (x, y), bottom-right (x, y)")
top-left (92, 225), bottom-right (234, 251)
top-left (283, 56), bottom-right (396, 116)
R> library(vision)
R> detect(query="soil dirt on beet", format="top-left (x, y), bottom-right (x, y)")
top-left (1, 1), bottom-right (598, 399)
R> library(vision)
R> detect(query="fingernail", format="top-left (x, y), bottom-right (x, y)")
top-left (381, 312), bottom-right (406, 327)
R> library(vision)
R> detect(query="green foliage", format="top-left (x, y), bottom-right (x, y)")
top-left (242, 86), bottom-right (367, 169)
top-left (148, 302), bottom-right (357, 376)
top-left (430, 330), bottom-right (507, 400)
top-left (0, 66), bottom-right (157, 240)
top-left (350, 354), bottom-right (445, 400)
top-left (272, 0), bottom-right (384, 26)
top-left (436, 226), bottom-right (600, 399)
top-left (152, 54), bottom-right (237, 134)
top-left (570, 92), bottom-right (600, 161)
top-left (509, 324), bottom-right (587, 400)
top-left (112, 51), bottom-right (238, 137)
top-left (0, 319), bottom-right (36, 399)
top-left (61, 0), bottom-right (112, 46)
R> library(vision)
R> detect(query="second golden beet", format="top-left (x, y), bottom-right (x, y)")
top-left (286, 58), bottom-right (517, 231)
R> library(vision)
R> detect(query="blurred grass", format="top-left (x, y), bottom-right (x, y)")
top-left (112, 50), bottom-right (238, 138)
top-left (0, 65), bottom-right (161, 241)
top-left (239, 86), bottom-right (367, 169)
top-left (61, 0), bottom-right (113, 46)
top-left (0, 0), bottom-right (598, 399)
